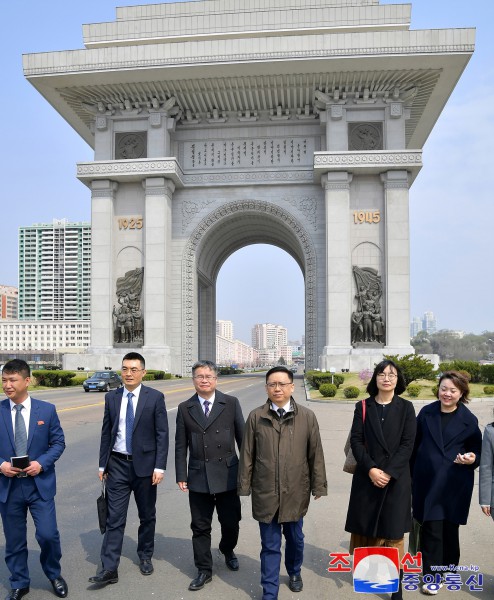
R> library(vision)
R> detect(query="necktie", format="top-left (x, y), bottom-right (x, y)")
top-left (277, 408), bottom-right (285, 420)
top-left (14, 405), bottom-right (28, 456)
top-left (203, 400), bottom-right (210, 418)
top-left (126, 392), bottom-right (134, 455)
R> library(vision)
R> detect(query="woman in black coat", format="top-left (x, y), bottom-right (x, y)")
top-left (411, 371), bottom-right (481, 595)
top-left (345, 359), bottom-right (417, 600)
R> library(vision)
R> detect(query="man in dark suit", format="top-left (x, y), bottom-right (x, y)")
top-left (175, 360), bottom-right (244, 591)
top-left (0, 359), bottom-right (67, 600)
top-left (89, 352), bottom-right (169, 587)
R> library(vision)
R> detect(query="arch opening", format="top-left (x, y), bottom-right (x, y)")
top-left (182, 200), bottom-right (318, 374)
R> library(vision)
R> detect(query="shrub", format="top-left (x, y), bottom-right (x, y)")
top-left (384, 354), bottom-right (435, 385)
top-left (163, 372), bottom-right (172, 380)
top-left (333, 374), bottom-right (345, 388)
top-left (432, 385), bottom-right (438, 396)
top-left (439, 361), bottom-right (481, 383)
top-left (457, 370), bottom-right (471, 382)
top-left (406, 384), bottom-right (422, 398)
top-left (319, 383), bottom-right (337, 397)
top-left (145, 370), bottom-right (168, 380)
top-left (481, 364), bottom-right (494, 384)
top-left (483, 386), bottom-right (494, 396)
top-left (32, 370), bottom-right (76, 387)
top-left (70, 375), bottom-right (88, 386)
top-left (343, 386), bottom-right (360, 399)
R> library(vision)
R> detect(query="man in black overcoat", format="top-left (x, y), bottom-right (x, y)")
top-left (175, 360), bottom-right (245, 591)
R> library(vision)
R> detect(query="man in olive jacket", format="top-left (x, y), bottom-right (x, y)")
top-left (238, 366), bottom-right (327, 600)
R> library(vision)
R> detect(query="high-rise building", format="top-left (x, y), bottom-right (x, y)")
top-left (252, 323), bottom-right (288, 351)
top-left (422, 311), bottom-right (437, 335)
top-left (18, 219), bottom-right (91, 321)
top-left (410, 316), bottom-right (423, 338)
top-left (216, 319), bottom-right (234, 340)
top-left (0, 285), bottom-right (18, 320)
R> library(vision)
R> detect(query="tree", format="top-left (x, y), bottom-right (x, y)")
top-left (384, 354), bottom-right (435, 386)
top-left (277, 356), bottom-right (286, 365)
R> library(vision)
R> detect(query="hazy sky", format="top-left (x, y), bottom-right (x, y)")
top-left (2, 1), bottom-right (493, 345)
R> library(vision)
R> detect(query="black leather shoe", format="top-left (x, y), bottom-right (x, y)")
top-left (188, 573), bottom-right (212, 591)
top-left (222, 550), bottom-right (239, 571)
top-left (5, 589), bottom-right (29, 600)
top-left (88, 570), bottom-right (118, 585)
top-left (50, 577), bottom-right (68, 598)
top-left (288, 574), bottom-right (303, 592)
top-left (139, 559), bottom-right (154, 575)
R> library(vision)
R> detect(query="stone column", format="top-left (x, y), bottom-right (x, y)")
top-left (142, 177), bottom-right (175, 354)
top-left (90, 179), bottom-right (118, 351)
top-left (320, 172), bottom-right (353, 365)
top-left (381, 171), bottom-right (414, 353)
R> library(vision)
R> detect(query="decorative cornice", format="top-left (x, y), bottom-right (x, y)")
top-left (77, 158), bottom-right (184, 188)
top-left (24, 42), bottom-right (474, 77)
top-left (314, 150), bottom-right (422, 182)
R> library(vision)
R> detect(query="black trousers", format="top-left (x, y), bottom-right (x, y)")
top-left (421, 520), bottom-right (460, 576)
top-left (101, 455), bottom-right (157, 571)
top-left (189, 489), bottom-right (241, 575)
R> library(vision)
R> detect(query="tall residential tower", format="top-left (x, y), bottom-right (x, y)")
top-left (18, 219), bottom-right (91, 321)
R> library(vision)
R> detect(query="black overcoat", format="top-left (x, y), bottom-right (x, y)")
top-left (175, 390), bottom-right (245, 494)
top-left (345, 395), bottom-right (416, 539)
top-left (411, 400), bottom-right (482, 525)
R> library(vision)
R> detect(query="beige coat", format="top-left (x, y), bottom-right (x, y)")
top-left (238, 399), bottom-right (327, 523)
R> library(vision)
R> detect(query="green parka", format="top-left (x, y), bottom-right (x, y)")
top-left (238, 399), bottom-right (327, 523)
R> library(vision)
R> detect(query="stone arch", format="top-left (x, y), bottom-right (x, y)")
top-left (182, 200), bottom-right (317, 374)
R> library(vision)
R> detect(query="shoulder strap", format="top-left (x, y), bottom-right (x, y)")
top-left (362, 399), bottom-right (366, 423)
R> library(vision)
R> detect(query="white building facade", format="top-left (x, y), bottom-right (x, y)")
top-left (23, 0), bottom-right (474, 373)
top-left (0, 321), bottom-right (91, 352)
top-left (18, 219), bottom-right (91, 321)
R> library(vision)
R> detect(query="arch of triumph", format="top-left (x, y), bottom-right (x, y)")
top-left (23, 0), bottom-right (474, 374)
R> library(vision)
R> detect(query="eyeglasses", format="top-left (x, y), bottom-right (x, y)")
top-left (194, 375), bottom-right (217, 381)
top-left (266, 382), bottom-right (293, 389)
top-left (377, 373), bottom-right (397, 380)
top-left (121, 367), bottom-right (143, 374)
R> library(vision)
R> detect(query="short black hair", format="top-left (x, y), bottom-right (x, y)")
top-left (265, 366), bottom-right (293, 383)
top-left (122, 352), bottom-right (145, 369)
top-left (2, 359), bottom-right (31, 378)
top-left (366, 359), bottom-right (406, 396)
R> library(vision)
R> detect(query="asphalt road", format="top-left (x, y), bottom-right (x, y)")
top-left (1, 375), bottom-right (494, 599)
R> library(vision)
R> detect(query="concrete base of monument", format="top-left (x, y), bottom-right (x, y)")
top-left (319, 344), bottom-right (417, 372)
top-left (63, 346), bottom-right (172, 372)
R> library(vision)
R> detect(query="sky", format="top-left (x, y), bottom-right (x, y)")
top-left (1, 1), bottom-right (493, 345)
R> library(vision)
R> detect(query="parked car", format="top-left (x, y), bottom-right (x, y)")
top-left (83, 370), bottom-right (122, 392)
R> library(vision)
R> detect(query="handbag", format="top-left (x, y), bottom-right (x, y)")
top-left (96, 480), bottom-right (108, 534)
top-left (343, 399), bottom-right (366, 474)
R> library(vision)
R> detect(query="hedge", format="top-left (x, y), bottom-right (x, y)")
top-left (32, 370), bottom-right (76, 387)
top-left (484, 386), bottom-right (494, 395)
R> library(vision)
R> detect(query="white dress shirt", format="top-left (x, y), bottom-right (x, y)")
top-left (198, 392), bottom-right (215, 415)
top-left (113, 385), bottom-right (141, 454)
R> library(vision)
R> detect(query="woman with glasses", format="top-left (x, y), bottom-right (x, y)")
top-left (411, 371), bottom-right (481, 595)
top-left (345, 359), bottom-right (416, 600)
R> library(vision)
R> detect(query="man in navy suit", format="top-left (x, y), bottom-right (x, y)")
top-left (89, 352), bottom-right (169, 587)
top-left (0, 359), bottom-right (67, 600)
top-left (175, 360), bottom-right (244, 591)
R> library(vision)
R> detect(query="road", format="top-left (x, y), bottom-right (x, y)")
top-left (1, 374), bottom-right (493, 599)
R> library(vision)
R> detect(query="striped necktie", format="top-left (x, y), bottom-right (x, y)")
top-left (14, 405), bottom-right (28, 456)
